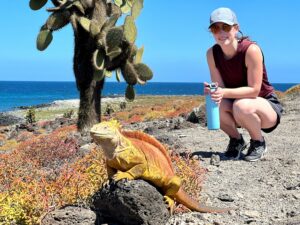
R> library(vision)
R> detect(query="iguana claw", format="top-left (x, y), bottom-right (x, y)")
top-left (113, 171), bottom-right (134, 181)
top-left (164, 196), bottom-right (175, 214)
top-left (101, 180), bottom-right (110, 189)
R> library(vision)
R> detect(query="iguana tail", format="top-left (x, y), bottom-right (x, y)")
top-left (174, 188), bottom-right (232, 213)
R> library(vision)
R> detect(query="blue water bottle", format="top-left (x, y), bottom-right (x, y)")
top-left (205, 83), bottom-right (220, 130)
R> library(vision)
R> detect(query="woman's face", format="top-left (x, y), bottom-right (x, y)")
top-left (210, 22), bottom-right (239, 47)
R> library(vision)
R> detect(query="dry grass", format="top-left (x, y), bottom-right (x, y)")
top-left (0, 126), bottom-right (107, 225)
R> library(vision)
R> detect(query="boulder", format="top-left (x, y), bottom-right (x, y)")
top-left (92, 179), bottom-right (170, 225)
top-left (40, 206), bottom-right (96, 225)
top-left (186, 105), bottom-right (206, 126)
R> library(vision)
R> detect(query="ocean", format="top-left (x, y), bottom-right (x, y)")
top-left (0, 81), bottom-right (298, 112)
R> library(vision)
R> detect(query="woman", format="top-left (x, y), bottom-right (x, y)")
top-left (205, 7), bottom-right (283, 162)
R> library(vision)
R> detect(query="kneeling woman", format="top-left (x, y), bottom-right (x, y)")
top-left (204, 7), bottom-right (283, 162)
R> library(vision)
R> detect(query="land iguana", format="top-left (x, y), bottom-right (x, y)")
top-left (90, 119), bottom-right (232, 213)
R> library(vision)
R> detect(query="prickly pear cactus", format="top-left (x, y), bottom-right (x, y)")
top-left (29, 0), bottom-right (152, 103)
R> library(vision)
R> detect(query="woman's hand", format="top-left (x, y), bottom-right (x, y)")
top-left (203, 82), bottom-right (211, 95)
top-left (204, 82), bottom-right (224, 105)
top-left (211, 86), bottom-right (224, 106)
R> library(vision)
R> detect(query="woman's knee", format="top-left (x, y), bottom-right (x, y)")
top-left (232, 99), bottom-right (254, 119)
top-left (220, 99), bottom-right (233, 113)
top-left (219, 100), bottom-right (235, 125)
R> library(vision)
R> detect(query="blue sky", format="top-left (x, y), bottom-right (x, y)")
top-left (0, 1), bottom-right (299, 83)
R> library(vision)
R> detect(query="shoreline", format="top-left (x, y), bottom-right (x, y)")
top-left (0, 94), bottom-right (201, 113)
top-left (1, 96), bottom-right (127, 112)
top-left (0, 97), bottom-right (126, 126)
top-left (0, 95), bottom-right (125, 113)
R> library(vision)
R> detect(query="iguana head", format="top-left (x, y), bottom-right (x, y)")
top-left (90, 120), bottom-right (122, 156)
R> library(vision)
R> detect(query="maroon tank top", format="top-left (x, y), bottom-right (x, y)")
top-left (212, 39), bottom-right (274, 98)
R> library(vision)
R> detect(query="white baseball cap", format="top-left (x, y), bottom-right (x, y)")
top-left (209, 7), bottom-right (238, 28)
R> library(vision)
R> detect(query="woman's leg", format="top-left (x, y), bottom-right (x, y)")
top-left (220, 99), bottom-right (247, 159)
top-left (220, 99), bottom-right (240, 138)
top-left (232, 97), bottom-right (277, 141)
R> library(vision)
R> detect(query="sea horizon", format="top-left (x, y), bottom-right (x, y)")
top-left (0, 81), bottom-right (298, 112)
top-left (1, 80), bottom-right (299, 84)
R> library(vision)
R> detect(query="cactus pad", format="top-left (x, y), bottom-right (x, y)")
top-left (73, 1), bottom-right (85, 14)
top-left (36, 29), bottom-right (53, 51)
top-left (104, 70), bottom-right (113, 78)
top-left (101, 14), bottom-right (119, 34)
top-left (115, 0), bottom-right (132, 14)
top-left (120, 2), bottom-right (131, 14)
top-left (77, 17), bottom-right (91, 32)
top-left (29, 0), bottom-right (48, 10)
top-left (116, 68), bottom-right (122, 82)
top-left (125, 84), bottom-right (135, 101)
top-left (93, 69), bottom-right (105, 81)
top-left (134, 63), bottom-right (153, 81)
top-left (93, 49), bottom-right (105, 71)
top-left (114, 0), bottom-right (124, 7)
top-left (131, 0), bottom-right (144, 20)
top-left (96, 35), bottom-right (105, 48)
top-left (124, 16), bottom-right (137, 43)
top-left (135, 46), bottom-right (144, 63)
top-left (121, 61), bottom-right (138, 85)
top-left (90, 20), bottom-right (101, 37)
top-left (106, 27), bottom-right (124, 51)
top-left (126, 0), bottom-right (134, 7)
top-left (107, 47), bottom-right (122, 61)
top-left (46, 11), bottom-right (70, 31)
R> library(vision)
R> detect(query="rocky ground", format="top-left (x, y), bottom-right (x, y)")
top-left (1, 93), bottom-right (299, 225)
top-left (164, 97), bottom-right (299, 225)
top-left (123, 94), bottom-right (300, 225)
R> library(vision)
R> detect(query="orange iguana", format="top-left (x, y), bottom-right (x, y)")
top-left (90, 119), bottom-right (231, 213)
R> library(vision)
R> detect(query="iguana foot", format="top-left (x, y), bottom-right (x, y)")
top-left (112, 171), bottom-right (134, 181)
top-left (101, 180), bottom-right (110, 189)
top-left (164, 195), bottom-right (175, 214)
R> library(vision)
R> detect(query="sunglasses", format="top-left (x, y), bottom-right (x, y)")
top-left (210, 24), bottom-right (234, 34)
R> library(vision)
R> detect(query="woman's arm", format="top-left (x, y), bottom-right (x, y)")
top-left (220, 44), bottom-right (264, 99)
top-left (206, 47), bottom-right (225, 87)
top-left (205, 48), bottom-right (225, 104)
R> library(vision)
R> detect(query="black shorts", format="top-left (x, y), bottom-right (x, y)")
top-left (261, 93), bottom-right (283, 133)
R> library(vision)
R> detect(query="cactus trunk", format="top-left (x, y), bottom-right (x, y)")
top-left (77, 78), bottom-right (104, 132)
top-left (73, 0), bottom-right (107, 132)
top-left (74, 32), bottom-right (104, 131)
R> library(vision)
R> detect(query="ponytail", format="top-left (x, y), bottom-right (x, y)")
top-left (237, 30), bottom-right (251, 42)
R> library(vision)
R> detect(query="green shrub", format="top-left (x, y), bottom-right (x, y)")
top-left (25, 108), bottom-right (36, 124)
